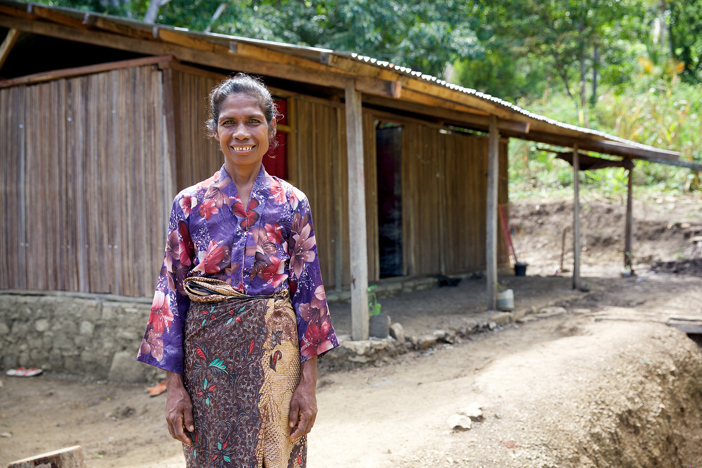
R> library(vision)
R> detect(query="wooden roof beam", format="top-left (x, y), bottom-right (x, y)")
top-left (0, 27), bottom-right (19, 70)
top-left (0, 14), bottom-right (400, 99)
top-left (363, 93), bottom-right (528, 134)
top-left (502, 129), bottom-right (679, 161)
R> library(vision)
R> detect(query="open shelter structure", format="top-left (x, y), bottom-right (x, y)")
top-left (0, 0), bottom-right (687, 341)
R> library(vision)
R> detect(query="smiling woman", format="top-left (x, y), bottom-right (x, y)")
top-left (136, 73), bottom-right (339, 468)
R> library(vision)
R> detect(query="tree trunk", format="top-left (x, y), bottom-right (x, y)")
top-left (591, 45), bottom-right (599, 106)
top-left (144, 0), bottom-right (169, 24)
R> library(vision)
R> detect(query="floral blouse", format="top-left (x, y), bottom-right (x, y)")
top-left (137, 164), bottom-right (339, 374)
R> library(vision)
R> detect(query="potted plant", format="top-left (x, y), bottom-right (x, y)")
top-left (368, 285), bottom-right (390, 338)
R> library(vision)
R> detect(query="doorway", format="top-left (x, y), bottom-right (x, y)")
top-left (376, 125), bottom-right (403, 278)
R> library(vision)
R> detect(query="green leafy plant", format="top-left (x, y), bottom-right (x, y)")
top-left (367, 285), bottom-right (382, 316)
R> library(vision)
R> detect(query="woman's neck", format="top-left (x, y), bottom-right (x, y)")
top-left (225, 161), bottom-right (260, 209)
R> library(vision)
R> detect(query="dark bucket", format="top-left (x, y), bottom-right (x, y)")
top-left (514, 262), bottom-right (528, 276)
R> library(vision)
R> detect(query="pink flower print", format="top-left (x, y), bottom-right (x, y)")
top-left (164, 230), bottom-right (180, 273)
top-left (180, 195), bottom-right (196, 218)
top-left (261, 255), bottom-right (287, 287)
top-left (245, 228), bottom-right (277, 257)
top-left (148, 291), bottom-right (174, 333)
top-left (290, 187), bottom-right (302, 211)
top-left (291, 212), bottom-right (309, 236)
top-left (290, 223), bottom-right (316, 280)
top-left (301, 321), bottom-right (331, 360)
top-left (269, 178), bottom-right (286, 204)
top-left (193, 241), bottom-right (229, 275)
top-left (204, 177), bottom-right (231, 208)
top-left (311, 285), bottom-right (326, 309)
top-left (178, 221), bottom-right (194, 267)
top-left (199, 198), bottom-right (219, 220)
top-left (265, 223), bottom-right (284, 245)
top-left (195, 173), bottom-right (218, 191)
top-left (140, 329), bottom-right (164, 361)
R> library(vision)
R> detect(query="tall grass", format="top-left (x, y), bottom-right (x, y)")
top-left (509, 82), bottom-right (702, 201)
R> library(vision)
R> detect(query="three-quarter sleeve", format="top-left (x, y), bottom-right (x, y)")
top-left (287, 193), bottom-right (340, 362)
top-left (136, 194), bottom-right (195, 374)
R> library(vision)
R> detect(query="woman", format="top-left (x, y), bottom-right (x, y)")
top-left (137, 74), bottom-right (339, 467)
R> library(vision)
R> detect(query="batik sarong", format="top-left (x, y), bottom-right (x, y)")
top-left (182, 278), bottom-right (306, 468)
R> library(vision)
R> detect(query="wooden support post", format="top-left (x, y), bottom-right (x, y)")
top-left (572, 146), bottom-right (581, 290)
top-left (624, 162), bottom-right (634, 272)
top-left (345, 80), bottom-right (369, 341)
top-left (486, 115), bottom-right (499, 310)
top-left (9, 446), bottom-right (86, 468)
top-left (0, 28), bottom-right (20, 70)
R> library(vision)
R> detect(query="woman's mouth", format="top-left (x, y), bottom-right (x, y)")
top-left (232, 145), bottom-right (254, 153)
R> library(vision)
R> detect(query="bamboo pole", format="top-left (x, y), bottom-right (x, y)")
top-left (624, 162), bottom-right (634, 272)
top-left (486, 115), bottom-right (499, 310)
top-left (345, 80), bottom-right (369, 340)
top-left (572, 145), bottom-right (581, 290)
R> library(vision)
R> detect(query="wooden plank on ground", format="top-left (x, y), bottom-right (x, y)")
top-left (345, 79), bottom-right (369, 341)
top-left (8, 445), bottom-right (86, 468)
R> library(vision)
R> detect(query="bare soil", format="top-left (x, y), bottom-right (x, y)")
top-left (1, 196), bottom-right (702, 468)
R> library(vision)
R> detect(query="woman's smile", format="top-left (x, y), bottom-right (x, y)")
top-left (215, 93), bottom-right (274, 174)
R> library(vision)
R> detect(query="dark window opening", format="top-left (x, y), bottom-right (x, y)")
top-left (376, 124), bottom-right (403, 278)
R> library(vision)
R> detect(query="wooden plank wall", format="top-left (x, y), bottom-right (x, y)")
top-left (0, 65), bottom-right (175, 296)
top-left (402, 123), bottom-right (509, 277)
top-left (291, 96), bottom-right (379, 290)
top-left (172, 70), bottom-right (222, 189)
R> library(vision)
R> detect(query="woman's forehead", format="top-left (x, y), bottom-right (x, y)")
top-left (219, 93), bottom-right (265, 117)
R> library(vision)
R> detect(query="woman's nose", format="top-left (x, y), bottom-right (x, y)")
top-left (233, 122), bottom-right (250, 139)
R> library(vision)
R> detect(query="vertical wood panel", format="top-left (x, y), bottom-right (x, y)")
top-left (0, 65), bottom-right (173, 296)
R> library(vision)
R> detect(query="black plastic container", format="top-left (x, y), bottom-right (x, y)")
top-left (514, 262), bottom-right (528, 276)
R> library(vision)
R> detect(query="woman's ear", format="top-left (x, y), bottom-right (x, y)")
top-left (268, 117), bottom-right (277, 143)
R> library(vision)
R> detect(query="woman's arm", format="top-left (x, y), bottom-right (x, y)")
top-left (288, 356), bottom-right (318, 440)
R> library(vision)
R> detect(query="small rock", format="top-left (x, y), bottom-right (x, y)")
top-left (447, 414), bottom-right (472, 431)
top-left (501, 440), bottom-right (518, 449)
top-left (34, 319), bottom-right (50, 333)
top-left (572, 308), bottom-right (591, 314)
top-left (458, 402), bottom-right (483, 420)
top-left (433, 330), bottom-right (448, 340)
top-left (80, 321), bottom-right (95, 336)
top-left (0, 432), bottom-right (11, 438)
top-left (537, 306), bottom-right (566, 318)
top-left (417, 335), bottom-right (439, 350)
top-left (488, 322), bottom-right (497, 330)
top-left (341, 340), bottom-right (371, 356)
top-left (492, 312), bottom-right (511, 326)
top-left (389, 323), bottom-right (405, 343)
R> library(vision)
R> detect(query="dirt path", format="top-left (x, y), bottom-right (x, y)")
top-left (2, 276), bottom-right (701, 467)
top-left (2, 197), bottom-right (701, 467)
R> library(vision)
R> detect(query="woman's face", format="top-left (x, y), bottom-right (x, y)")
top-left (214, 93), bottom-right (275, 174)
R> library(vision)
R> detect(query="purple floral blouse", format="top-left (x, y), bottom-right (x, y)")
top-left (137, 164), bottom-right (339, 374)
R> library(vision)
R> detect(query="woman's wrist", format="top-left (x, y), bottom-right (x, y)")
top-left (299, 356), bottom-right (318, 388)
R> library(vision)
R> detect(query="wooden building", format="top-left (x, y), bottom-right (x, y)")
top-left (0, 0), bottom-right (683, 339)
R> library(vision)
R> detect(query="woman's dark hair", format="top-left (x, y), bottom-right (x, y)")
top-left (206, 73), bottom-right (280, 143)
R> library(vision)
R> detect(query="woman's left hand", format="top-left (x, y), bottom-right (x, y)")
top-left (288, 356), bottom-right (318, 440)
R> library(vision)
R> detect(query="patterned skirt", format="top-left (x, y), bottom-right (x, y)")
top-left (182, 279), bottom-right (306, 468)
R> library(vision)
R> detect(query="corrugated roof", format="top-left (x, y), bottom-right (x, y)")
top-left (0, 0), bottom-right (683, 161)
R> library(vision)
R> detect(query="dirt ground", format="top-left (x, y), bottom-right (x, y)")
top-left (1, 195), bottom-right (701, 468)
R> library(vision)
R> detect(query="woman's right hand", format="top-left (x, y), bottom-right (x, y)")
top-left (165, 371), bottom-right (195, 446)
